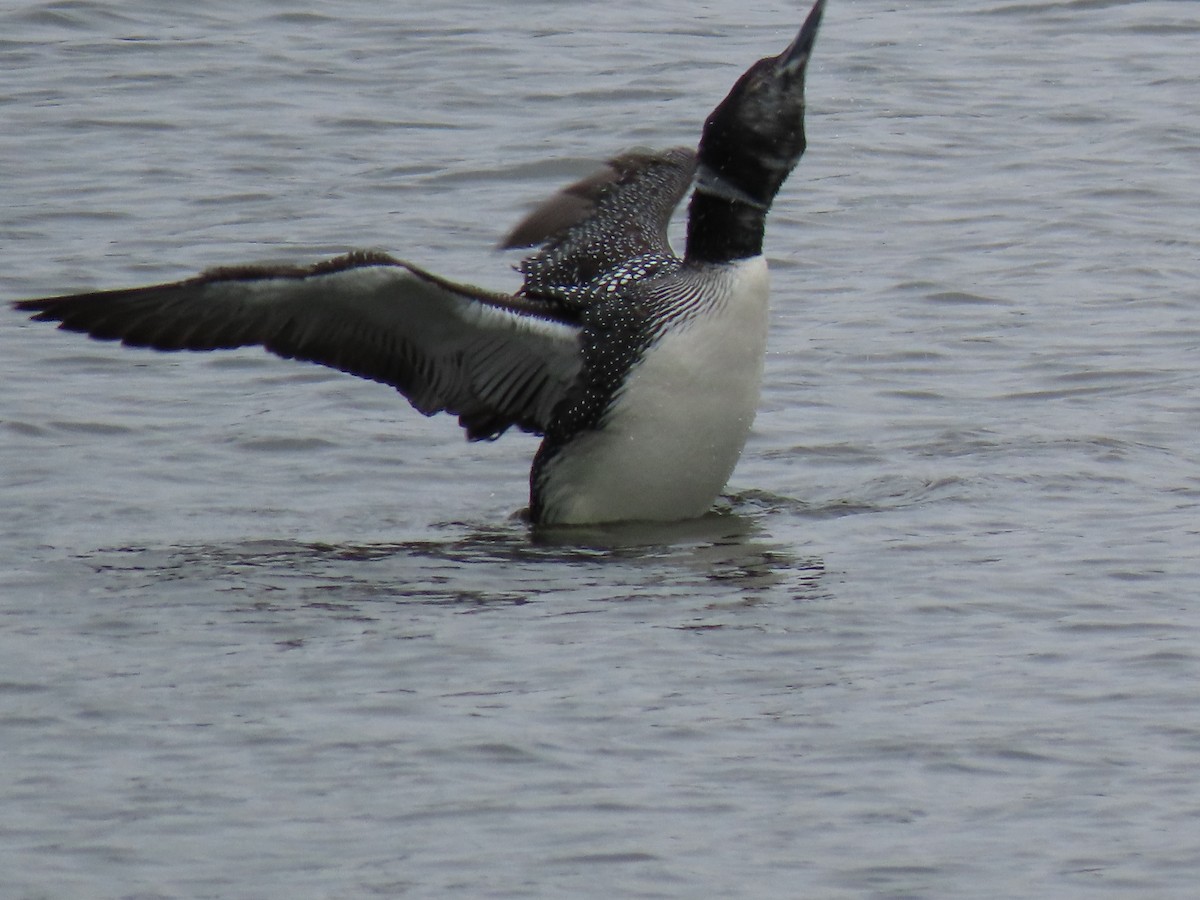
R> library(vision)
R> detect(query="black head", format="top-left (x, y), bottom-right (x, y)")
top-left (693, 0), bottom-right (825, 216)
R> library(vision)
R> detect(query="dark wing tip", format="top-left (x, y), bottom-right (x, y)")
top-left (12, 295), bottom-right (69, 316)
top-left (12, 288), bottom-right (144, 339)
top-left (498, 159), bottom-right (627, 251)
top-left (499, 189), bottom-right (599, 252)
top-left (9, 250), bottom-right (413, 352)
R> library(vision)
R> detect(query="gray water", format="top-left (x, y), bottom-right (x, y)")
top-left (2, 0), bottom-right (1199, 896)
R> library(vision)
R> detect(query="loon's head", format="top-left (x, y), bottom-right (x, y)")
top-left (694, 0), bottom-right (825, 213)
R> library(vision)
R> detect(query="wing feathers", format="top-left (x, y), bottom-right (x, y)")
top-left (507, 147), bottom-right (697, 305)
top-left (15, 148), bottom-right (700, 440)
top-left (13, 251), bottom-right (582, 440)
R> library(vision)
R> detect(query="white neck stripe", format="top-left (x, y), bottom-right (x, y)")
top-left (694, 164), bottom-right (768, 211)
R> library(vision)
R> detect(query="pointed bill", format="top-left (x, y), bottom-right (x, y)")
top-left (780, 0), bottom-right (826, 73)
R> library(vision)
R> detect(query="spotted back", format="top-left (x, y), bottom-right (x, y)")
top-left (502, 147), bottom-right (697, 311)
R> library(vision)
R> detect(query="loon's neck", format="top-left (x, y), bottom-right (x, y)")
top-left (683, 189), bottom-right (769, 265)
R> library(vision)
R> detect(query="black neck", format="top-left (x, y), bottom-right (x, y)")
top-left (684, 191), bottom-right (769, 265)
top-left (680, 0), bottom-right (820, 264)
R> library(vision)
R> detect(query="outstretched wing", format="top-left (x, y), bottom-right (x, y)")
top-left (502, 147), bottom-right (697, 306)
top-left (13, 250), bottom-right (581, 440)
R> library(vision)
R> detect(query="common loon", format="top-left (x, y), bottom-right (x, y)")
top-left (13, 0), bottom-right (825, 526)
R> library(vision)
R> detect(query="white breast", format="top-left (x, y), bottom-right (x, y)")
top-left (538, 256), bottom-right (770, 525)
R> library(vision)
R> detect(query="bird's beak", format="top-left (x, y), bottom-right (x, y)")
top-left (779, 0), bottom-right (826, 75)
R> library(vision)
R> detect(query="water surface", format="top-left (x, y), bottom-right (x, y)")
top-left (2, 0), bottom-right (1199, 896)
